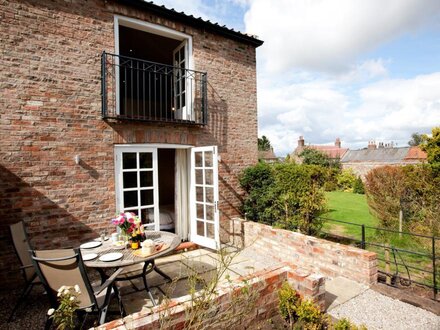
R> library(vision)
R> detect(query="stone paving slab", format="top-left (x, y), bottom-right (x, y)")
top-left (325, 277), bottom-right (368, 311)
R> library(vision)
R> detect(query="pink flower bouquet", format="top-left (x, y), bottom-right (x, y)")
top-left (111, 212), bottom-right (141, 235)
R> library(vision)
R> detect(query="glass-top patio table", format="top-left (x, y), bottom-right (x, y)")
top-left (82, 231), bottom-right (181, 306)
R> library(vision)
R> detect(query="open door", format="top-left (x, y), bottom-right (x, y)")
top-left (190, 146), bottom-right (220, 249)
top-left (115, 147), bottom-right (160, 231)
top-left (173, 40), bottom-right (187, 120)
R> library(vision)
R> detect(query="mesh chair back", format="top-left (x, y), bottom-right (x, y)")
top-left (10, 222), bottom-right (35, 281)
top-left (32, 249), bottom-right (95, 309)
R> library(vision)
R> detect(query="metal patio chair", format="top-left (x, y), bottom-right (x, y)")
top-left (8, 221), bottom-right (41, 322)
top-left (30, 248), bottom-right (123, 329)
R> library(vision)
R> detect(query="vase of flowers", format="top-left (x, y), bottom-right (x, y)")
top-left (111, 212), bottom-right (145, 248)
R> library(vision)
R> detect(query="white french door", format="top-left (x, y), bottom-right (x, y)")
top-left (190, 146), bottom-right (220, 250)
top-left (114, 147), bottom-right (159, 231)
top-left (173, 40), bottom-right (187, 120)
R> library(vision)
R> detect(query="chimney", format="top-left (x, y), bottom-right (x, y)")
top-left (368, 140), bottom-right (377, 150)
top-left (335, 138), bottom-right (341, 148)
top-left (298, 136), bottom-right (305, 148)
top-left (378, 142), bottom-right (384, 149)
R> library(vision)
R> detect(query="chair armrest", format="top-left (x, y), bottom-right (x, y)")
top-left (20, 264), bottom-right (34, 270)
top-left (94, 268), bottom-right (124, 295)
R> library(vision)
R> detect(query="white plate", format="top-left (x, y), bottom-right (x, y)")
top-left (82, 253), bottom-right (98, 261)
top-left (99, 252), bottom-right (123, 262)
top-left (80, 241), bottom-right (102, 249)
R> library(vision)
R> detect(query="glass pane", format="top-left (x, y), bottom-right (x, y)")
top-left (139, 153), bottom-right (152, 169)
top-left (205, 169), bottom-right (213, 185)
top-left (123, 191), bottom-right (138, 208)
top-left (123, 172), bottom-right (137, 188)
top-left (197, 221), bottom-right (205, 236)
top-left (206, 205), bottom-right (214, 221)
top-left (195, 152), bottom-right (203, 167)
top-left (195, 169), bottom-right (203, 185)
top-left (122, 153), bottom-right (136, 169)
top-left (196, 186), bottom-right (204, 203)
top-left (180, 47), bottom-right (184, 60)
top-left (206, 223), bottom-right (214, 239)
top-left (140, 171), bottom-right (153, 187)
top-left (205, 152), bottom-right (213, 167)
top-left (141, 189), bottom-right (154, 206)
top-left (196, 203), bottom-right (204, 219)
top-left (205, 187), bottom-right (214, 203)
top-left (141, 208), bottom-right (154, 224)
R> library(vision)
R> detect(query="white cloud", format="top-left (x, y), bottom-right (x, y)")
top-left (245, 0), bottom-right (440, 73)
top-left (260, 72), bottom-right (440, 156)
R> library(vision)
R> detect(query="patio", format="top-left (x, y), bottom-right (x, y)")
top-left (1, 245), bottom-right (284, 329)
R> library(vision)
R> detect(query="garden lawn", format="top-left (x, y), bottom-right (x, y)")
top-left (322, 191), bottom-right (379, 238)
top-left (322, 192), bottom-right (436, 288)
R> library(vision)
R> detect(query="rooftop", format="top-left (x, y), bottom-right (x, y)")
top-left (119, 0), bottom-right (264, 47)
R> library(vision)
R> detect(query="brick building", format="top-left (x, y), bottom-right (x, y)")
top-left (292, 136), bottom-right (348, 163)
top-left (0, 0), bottom-right (263, 288)
top-left (341, 143), bottom-right (427, 178)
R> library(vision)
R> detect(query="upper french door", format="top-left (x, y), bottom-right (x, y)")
top-left (190, 146), bottom-right (220, 250)
top-left (173, 40), bottom-right (187, 120)
top-left (114, 147), bottom-right (159, 231)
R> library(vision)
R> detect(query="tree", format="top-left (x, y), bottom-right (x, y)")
top-left (299, 148), bottom-right (341, 168)
top-left (420, 127), bottom-right (440, 171)
top-left (299, 148), bottom-right (330, 167)
top-left (258, 135), bottom-right (272, 151)
top-left (408, 132), bottom-right (424, 146)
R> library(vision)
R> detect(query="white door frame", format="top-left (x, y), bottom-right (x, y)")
top-left (189, 146), bottom-right (220, 250)
top-left (113, 15), bottom-right (194, 115)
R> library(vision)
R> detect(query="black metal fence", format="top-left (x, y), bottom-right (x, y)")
top-left (319, 217), bottom-right (439, 300)
top-left (101, 52), bottom-right (208, 125)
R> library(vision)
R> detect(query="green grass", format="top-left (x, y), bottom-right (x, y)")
top-left (321, 191), bottom-right (438, 291)
top-left (322, 191), bottom-right (378, 238)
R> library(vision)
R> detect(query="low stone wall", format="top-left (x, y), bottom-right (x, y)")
top-left (231, 219), bottom-right (377, 285)
top-left (102, 265), bottom-right (325, 329)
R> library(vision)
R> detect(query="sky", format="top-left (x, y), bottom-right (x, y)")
top-left (153, 0), bottom-right (440, 156)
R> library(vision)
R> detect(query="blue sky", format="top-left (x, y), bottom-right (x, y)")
top-left (154, 0), bottom-right (440, 155)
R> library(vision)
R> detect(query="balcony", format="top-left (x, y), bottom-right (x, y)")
top-left (101, 52), bottom-right (207, 125)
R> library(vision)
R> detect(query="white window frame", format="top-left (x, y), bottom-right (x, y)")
top-left (113, 15), bottom-right (193, 115)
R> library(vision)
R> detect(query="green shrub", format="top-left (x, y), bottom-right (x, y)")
top-left (352, 177), bottom-right (365, 194)
top-left (239, 162), bottom-right (277, 225)
top-left (295, 300), bottom-right (325, 327)
top-left (278, 281), bottom-right (300, 324)
top-left (337, 169), bottom-right (357, 192)
top-left (323, 168), bottom-right (340, 192)
top-left (240, 163), bottom-right (327, 234)
top-left (365, 164), bottom-right (440, 235)
top-left (333, 318), bottom-right (368, 330)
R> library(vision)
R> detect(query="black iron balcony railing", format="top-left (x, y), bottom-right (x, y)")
top-left (101, 52), bottom-right (207, 125)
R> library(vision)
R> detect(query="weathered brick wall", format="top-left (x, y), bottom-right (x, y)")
top-left (0, 0), bottom-right (258, 288)
top-left (342, 161), bottom-right (421, 179)
top-left (101, 266), bottom-right (325, 329)
top-left (231, 220), bottom-right (377, 285)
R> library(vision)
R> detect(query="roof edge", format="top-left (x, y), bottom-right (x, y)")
top-left (117, 0), bottom-right (264, 47)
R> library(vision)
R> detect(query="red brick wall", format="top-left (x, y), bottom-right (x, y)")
top-left (231, 220), bottom-right (377, 285)
top-left (0, 0), bottom-right (258, 288)
top-left (101, 266), bottom-right (325, 329)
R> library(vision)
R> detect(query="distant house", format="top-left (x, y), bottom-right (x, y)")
top-left (258, 147), bottom-right (278, 163)
top-left (292, 136), bottom-right (348, 163)
top-left (341, 142), bottom-right (427, 178)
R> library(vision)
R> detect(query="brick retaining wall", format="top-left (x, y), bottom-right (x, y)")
top-left (230, 219), bottom-right (377, 285)
top-left (101, 265), bottom-right (325, 329)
